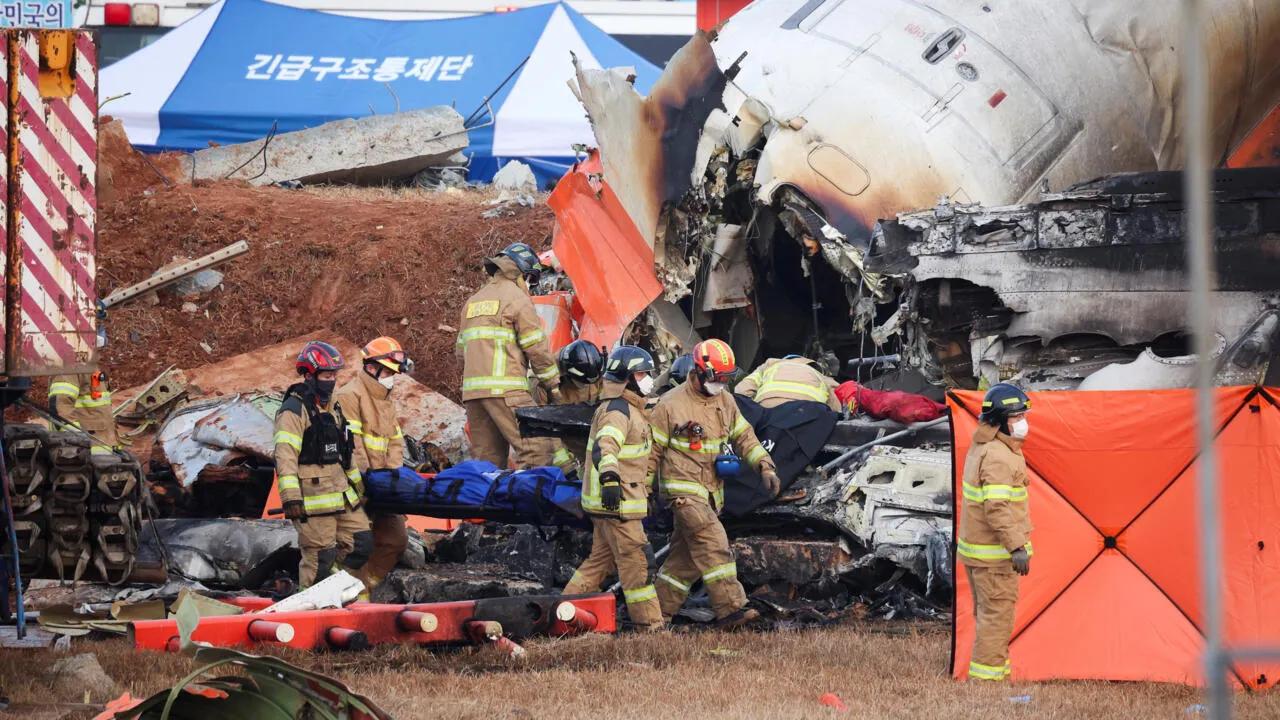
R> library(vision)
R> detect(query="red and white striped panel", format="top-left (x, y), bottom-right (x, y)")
top-left (11, 30), bottom-right (98, 376)
top-left (0, 38), bottom-right (8, 373)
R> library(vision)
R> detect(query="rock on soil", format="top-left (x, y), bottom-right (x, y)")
top-left (47, 653), bottom-right (118, 702)
top-left (97, 126), bottom-right (555, 401)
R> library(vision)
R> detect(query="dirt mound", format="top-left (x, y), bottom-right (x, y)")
top-left (97, 117), bottom-right (185, 203)
top-left (98, 174), bottom-right (554, 400)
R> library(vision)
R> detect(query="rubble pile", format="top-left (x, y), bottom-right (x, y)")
top-left (96, 122), bottom-right (555, 400)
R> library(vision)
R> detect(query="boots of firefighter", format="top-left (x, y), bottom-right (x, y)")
top-left (605, 518), bottom-right (662, 630)
top-left (714, 606), bottom-right (762, 630)
top-left (967, 565), bottom-right (1019, 681)
top-left (564, 520), bottom-right (617, 594)
top-left (342, 529), bottom-right (375, 600)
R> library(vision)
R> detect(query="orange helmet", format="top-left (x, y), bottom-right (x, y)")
top-left (692, 339), bottom-right (736, 384)
top-left (362, 336), bottom-right (414, 374)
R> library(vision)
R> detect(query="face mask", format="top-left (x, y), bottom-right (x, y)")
top-left (1009, 417), bottom-right (1030, 439)
top-left (311, 378), bottom-right (337, 403)
top-left (635, 375), bottom-right (655, 396)
top-left (378, 375), bottom-right (396, 390)
top-left (703, 381), bottom-right (726, 397)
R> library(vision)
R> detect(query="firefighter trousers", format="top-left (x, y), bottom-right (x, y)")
top-left (655, 497), bottom-right (747, 620)
top-left (966, 564), bottom-right (1020, 681)
top-left (564, 517), bottom-right (662, 628)
top-left (465, 394), bottom-right (560, 469)
top-left (294, 507), bottom-right (371, 589)
top-left (356, 511), bottom-right (408, 592)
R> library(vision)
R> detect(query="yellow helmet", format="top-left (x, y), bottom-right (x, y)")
top-left (362, 336), bottom-right (413, 374)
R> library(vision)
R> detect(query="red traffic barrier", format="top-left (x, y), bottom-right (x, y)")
top-left (129, 594), bottom-right (618, 653)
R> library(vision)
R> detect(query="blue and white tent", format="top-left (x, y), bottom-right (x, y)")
top-left (101, 0), bottom-right (660, 183)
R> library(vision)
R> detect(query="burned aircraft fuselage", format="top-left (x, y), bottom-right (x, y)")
top-left (571, 0), bottom-right (1280, 376)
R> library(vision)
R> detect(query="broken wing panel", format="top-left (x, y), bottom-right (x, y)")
top-left (549, 167), bottom-right (663, 348)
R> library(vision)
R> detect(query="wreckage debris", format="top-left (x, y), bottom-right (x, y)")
top-left (870, 169), bottom-right (1280, 390)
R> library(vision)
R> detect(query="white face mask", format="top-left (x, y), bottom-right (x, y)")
top-left (1009, 417), bottom-right (1029, 439)
top-left (704, 381), bottom-right (726, 396)
top-left (635, 375), bottom-right (655, 396)
top-left (378, 375), bottom-right (396, 390)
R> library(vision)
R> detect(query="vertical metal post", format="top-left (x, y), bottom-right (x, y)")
top-left (1180, 0), bottom-right (1227, 716)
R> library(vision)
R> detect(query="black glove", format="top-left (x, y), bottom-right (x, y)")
top-left (1011, 547), bottom-right (1031, 576)
top-left (600, 471), bottom-right (622, 512)
top-left (283, 500), bottom-right (306, 521)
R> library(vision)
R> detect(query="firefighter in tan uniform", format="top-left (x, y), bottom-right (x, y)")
top-left (334, 336), bottom-right (413, 593)
top-left (274, 341), bottom-right (372, 589)
top-left (959, 383), bottom-right (1033, 682)
top-left (554, 339), bottom-right (606, 465)
top-left (563, 346), bottom-right (662, 629)
top-left (735, 355), bottom-right (841, 412)
top-left (48, 370), bottom-right (121, 454)
top-left (648, 339), bottom-right (781, 628)
top-left (457, 242), bottom-right (563, 468)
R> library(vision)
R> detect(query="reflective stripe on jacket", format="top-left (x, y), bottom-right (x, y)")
top-left (647, 380), bottom-right (774, 509)
top-left (48, 372), bottom-right (120, 451)
top-left (958, 424), bottom-right (1033, 568)
top-left (274, 393), bottom-right (361, 516)
top-left (581, 383), bottom-right (652, 519)
top-left (334, 370), bottom-right (406, 474)
top-left (735, 358), bottom-right (840, 411)
top-left (456, 256), bottom-right (559, 401)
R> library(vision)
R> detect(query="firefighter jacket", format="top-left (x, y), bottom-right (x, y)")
top-left (647, 380), bottom-right (775, 510)
top-left (333, 371), bottom-right (405, 474)
top-left (581, 382), bottom-right (653, 519)
top-left (456, 256), bottom-right (559, 401)
top-left (736, 358), bottom-right (841, 411)
top-left (48, 372), bottom-right (120, 452)
top-left (958, 423), bottom-right (1033, 568)
top-left (274, 386), bottom-right (363, 517)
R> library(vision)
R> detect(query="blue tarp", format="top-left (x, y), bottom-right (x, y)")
top-left (101, 0), bottom-right (661, 184)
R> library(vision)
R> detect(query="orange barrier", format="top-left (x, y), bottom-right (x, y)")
top-left (131, 594), bottom-right (618, 652)
top-left (950, 387), bottom-right (1280, 688)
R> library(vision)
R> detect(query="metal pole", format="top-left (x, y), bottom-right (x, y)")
top-left (1180, 1), bottom-right (1227, 715)
top-left (818, 416), bottom-right (950, 477)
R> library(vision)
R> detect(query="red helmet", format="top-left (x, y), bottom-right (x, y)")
top-left (692, 339), bottom-right (736, 384)
top-left (296, 340), bottom-right (345, 376)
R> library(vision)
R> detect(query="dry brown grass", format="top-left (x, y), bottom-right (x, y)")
top-left (5, 623), bottom-right (1280, 719)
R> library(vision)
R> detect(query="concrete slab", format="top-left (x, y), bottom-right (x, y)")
top-left (180, 106), bottom-right (468, 186)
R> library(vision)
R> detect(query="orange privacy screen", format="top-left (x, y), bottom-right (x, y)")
top-left (950, 387), bottom-right (1280, 688)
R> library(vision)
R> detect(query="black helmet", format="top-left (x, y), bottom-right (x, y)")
top-left (604, 346), bottom-right (655, 383)
top-left (487, 242), bottom-right (543, 279)
top-left (558, 339), bottom-right (604, 383)
top-left (980, 383), bottom-right (1031, 425)
top-left (669, 354), bottom-right (695, 385)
